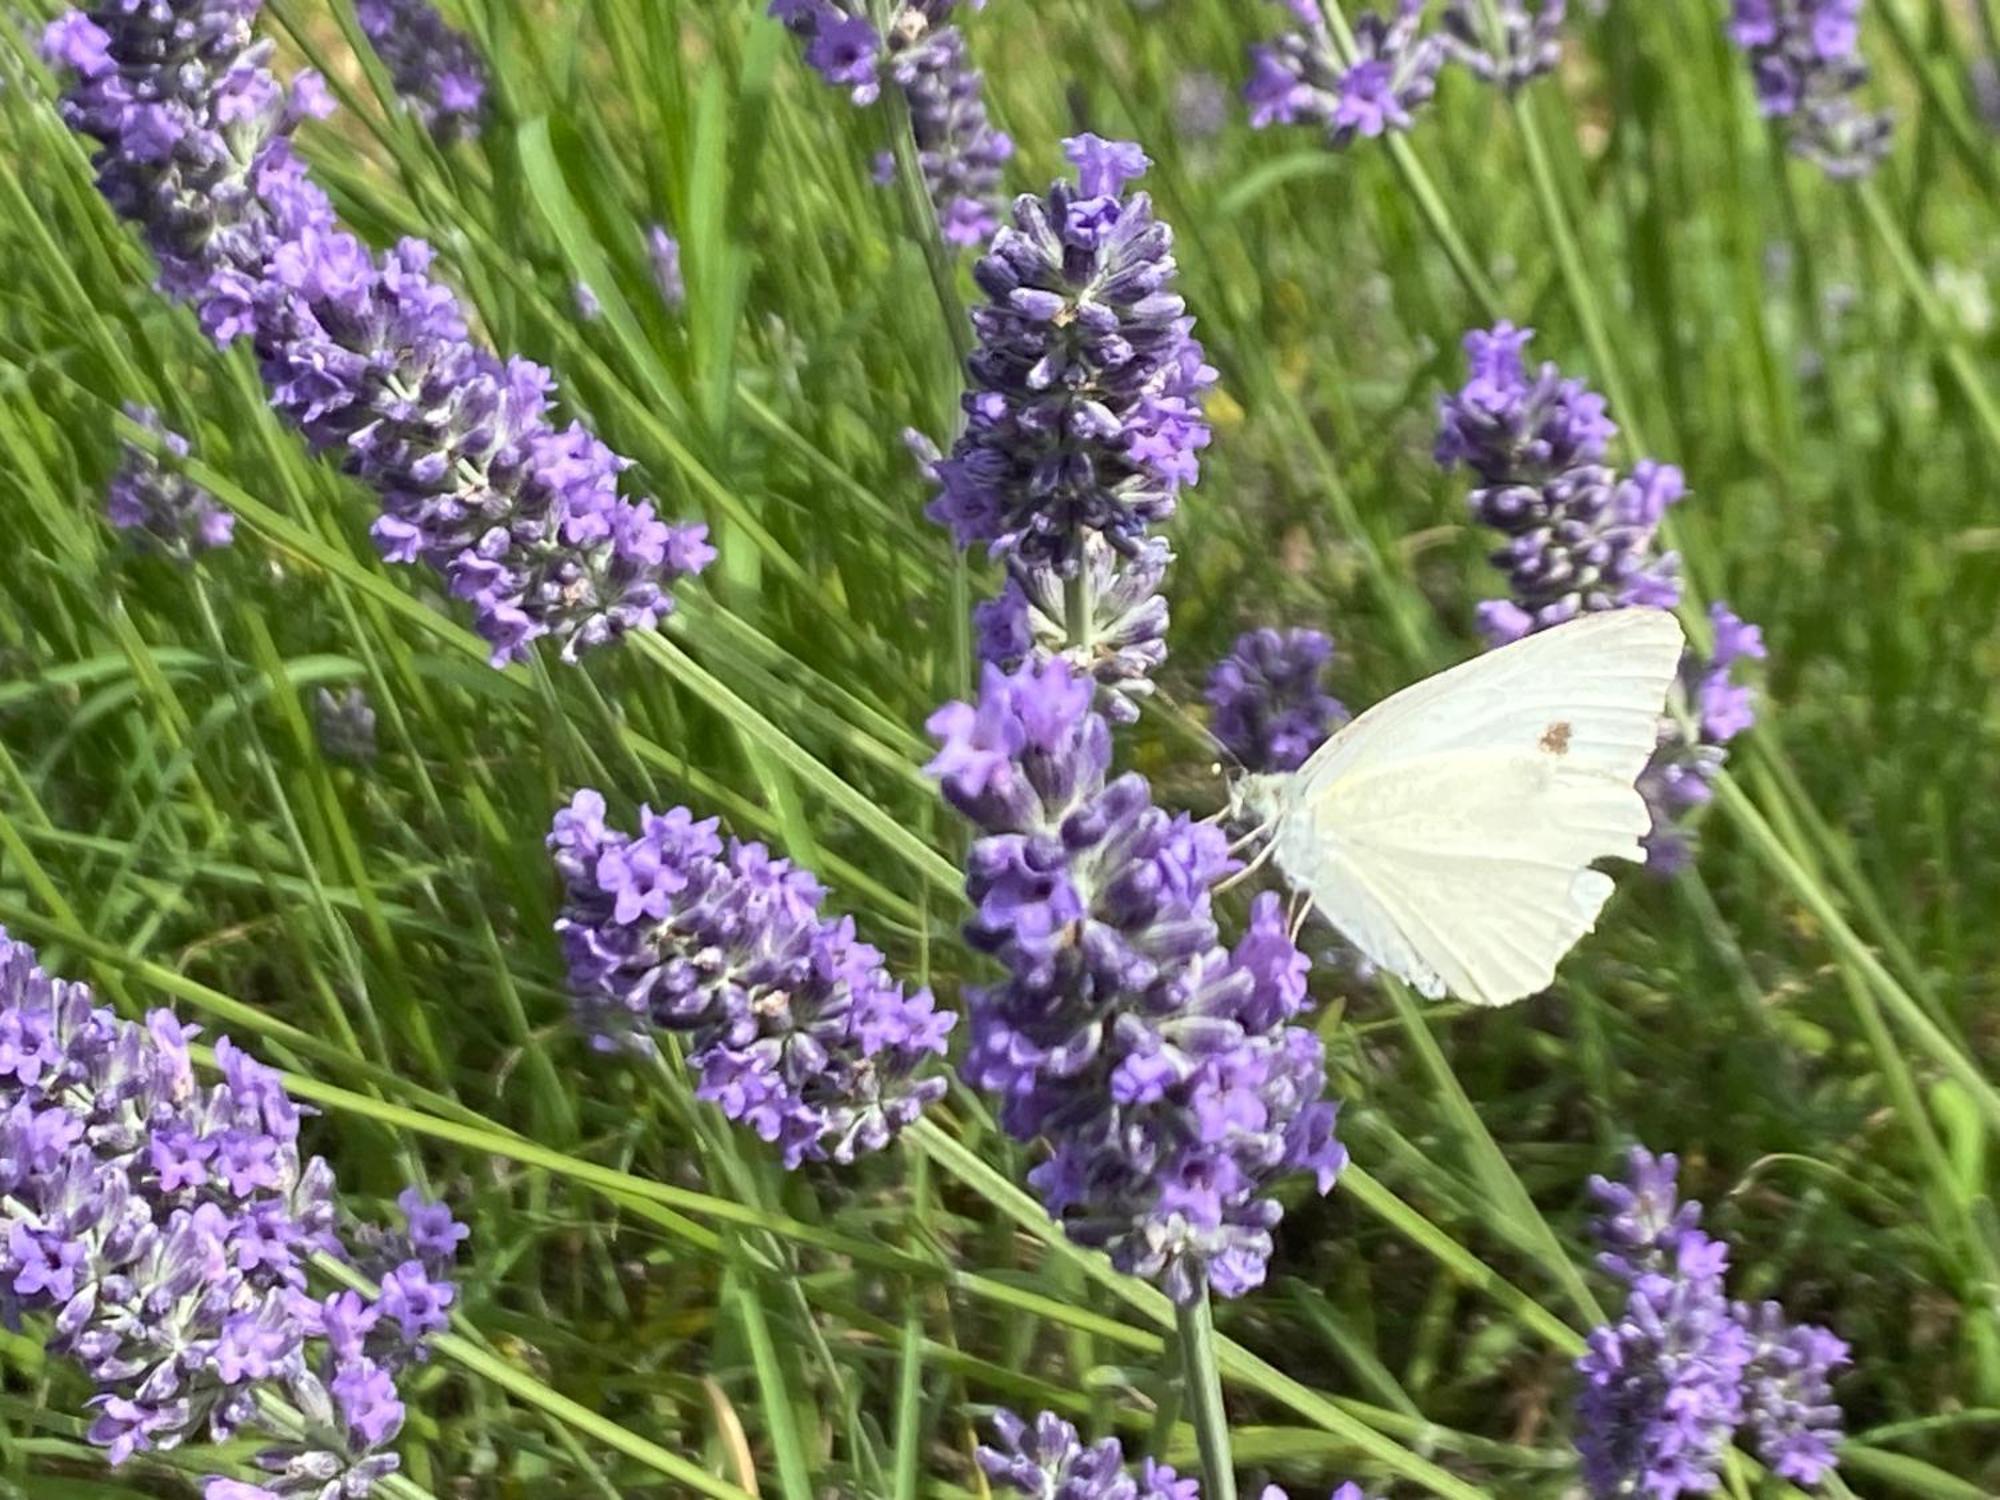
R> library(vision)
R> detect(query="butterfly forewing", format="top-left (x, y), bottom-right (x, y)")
top-left (1272, 609), bottom-right (1685, 1007)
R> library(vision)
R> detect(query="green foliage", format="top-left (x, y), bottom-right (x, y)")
top-left (0, 0), bottom-right (1997, 1494)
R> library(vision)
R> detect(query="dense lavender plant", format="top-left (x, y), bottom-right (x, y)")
top-left (548, 792), bottom-right (954, 1167)
top-left (928, 658), bottom-right (1344, 1302)
top-left (1246, 0), bottom-right (1446, 147)
top-left (1206, 628), bottom-right (1349, 773)
top-left (106, 406), bottom-right (235, 562)
top-left (0, 929), bottom-right (464, 1497)
top-left (770, 0), bottom-right (1013, 245)
top-left (314, 686), bottom-right (378, 764)
top-left (1440, 0), bottom-right (1566, 90)
top-left (355, 0), bottom-right (488, 143)
top-left (1574, 1149), bottom-right (1849, 1497)
top-left (46, 2), bottom-right (713, 666)
top-left (1438, 325), bottom-right (1765, 870)
top-left (1727, 1), bottom-right (1892, 177)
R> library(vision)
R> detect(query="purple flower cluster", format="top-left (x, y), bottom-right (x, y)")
top-left (1246, 1), bottom-right (1446, 148)
top-left (1574, 1149), bottom-right (1849, 1497)
top-left (106, 405), bottom-right (235, 562)
top-left (1728, 1), bottom-right (1892, 178)
top-left (1637, 605), bottom-right (1768, 872)
top-left (978, 1410), bottom-right (1375, 1500)
top-left (46, 2), bottom-right (713, 666)
top-left (1440, 0), bottom-right (1567, 90)
top-left (928, 657), bottom-right (1345, 1303)
top-left (548, 791), bottom-right (954, 1168)
top-left (973, 535), bottom-right (1172, 724)
top-left (770, 0), bottom-right (1013, 246)
top-left (1205, 628), bottom-right (1349, 774)
top-left (314, 686), bottom-right (378, 765)
top-left (1437, 325), bottom-right (1766, 870)
top-left (0, 929), bottom-right (465, 1498)
top-left (930, 135), bottom-right (1214, 572)
top-left (355, 0), bottom-right (488, 144)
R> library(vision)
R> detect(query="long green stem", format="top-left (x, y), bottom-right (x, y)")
top-left (1176, 1288), bottom-right (1239, 1500)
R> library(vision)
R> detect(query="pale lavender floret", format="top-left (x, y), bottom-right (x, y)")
top-left (355, 0), bottom-right (488, 143)
top-left (314, 686), bottom-right (378, 764)
top-left (572, 281), bottom-right (604, 321)
top-left (929, 136), bottom-right (1215, 575)
top-left (928, 659), bottom-right (1344, 1303)
top-left (0, 929), bottom-right (465, 1498)
top-left (1246, 0), bottom-right (1444, 147)
top-left (548, 793), bottom-right (954, 1167)
top-left (47, 2), bottom-right (714, 667)
top-left (1727, 1), bottom-right (1891, 177)
top-left (974, 536), bottom-right (1172, 724)
top-left (773, 1), bottom-right (1012, 245)
top-left (106, 405), bottom-right (236, 562)
top-left (1206, 627), bottom-right (1349, 774)
top-left (978, 1409), bottom-right (1200, 1500)
top-left (1587, 1145), bottom-right (1704, 1283)
top-left (1441, 0), bottom-right (1566, 90)
top-left (647, 226), bottom-right (685, 312)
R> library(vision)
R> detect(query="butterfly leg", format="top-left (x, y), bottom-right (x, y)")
top-left (1287, 890), bottom-right (1312, 944)
top-left (1212, 826), bottom-right (1281, 894)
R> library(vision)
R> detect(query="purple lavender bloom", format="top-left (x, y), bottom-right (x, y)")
top-left (1206, 628), bottom-right (1349, 773)
top-left (1246, 0), bottom-right (1445, 147)
top-left (1736, 1302), bottom-right (1850, 1484)
top-left (928, 659), bottom-right (1344, 1303)
top-left (647, 225), bottom-right (685, 312)
top-left (314, 686), bottom-right (378, 764)
top-left (1441, 0), bottom-right (1567, 90)
top-left (773, 1), bottom-right (1012, 245)
top-left (1637, 603), bottom-right (1766, 872)
top-left (974, 537), bottom-right (1172, 724)
top-left (47, 3), bottom-right (714, 667)
top-left (548, 793), bottom-right (954, 1167)
top-left (1727, 1), bottom-right (1892, 177)
top-left (0, 929), bottom-right (464, 1496)
top-left (978, 1409), bottom-right (1200, 1500)
top-left (929, 136), bottom-right (1215, 577)
top-left (1587, 1145), bottom-right (1705, 1283)
top-left (106, 406), bottom-right (236, 562)
top-left (355, 0), bottom-right (488, 143)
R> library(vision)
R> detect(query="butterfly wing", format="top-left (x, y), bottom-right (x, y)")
top-left (1272, 609), bottom-right (1684, 1007)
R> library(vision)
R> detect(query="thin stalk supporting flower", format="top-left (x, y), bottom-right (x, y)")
top-left (45, 2), bottom-right (713, 667)
top-left (929, 135), bottom-right (1214, 720)
top-left (1436, 323), bottom-right (1766, 870)
top-left (978, 1409), bottom-right (1376, 1499)
top-left (1726, 1), bottom-right (1892, 177)
top-left (355, 0), bottom-right (489, 144)
top-left (1575, 1148), bottom-right (1850, 1497)
top-left (548, 792), bottom-right (955, 1167)
top-left (107, 405), bottom-right (236, 562)
top-left (1246, 0), bottom-right (1447, 147)
top-left (0, 930), bottom-right (465, 1499)
top-left (926, 657), bottom-right (1345, 1303)
top-left (769, 0), bottom-right (1014, 246)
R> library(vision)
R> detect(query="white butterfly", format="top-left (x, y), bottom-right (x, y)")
top-left (1232, 608), bottom-right (1685, 1007)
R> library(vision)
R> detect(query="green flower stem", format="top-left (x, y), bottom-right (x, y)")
top-left (1176, 1287), bottom-right (1239, 1500)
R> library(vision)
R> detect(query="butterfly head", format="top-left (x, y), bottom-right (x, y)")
top-left (1225, 771), bottom-right (1290, 831)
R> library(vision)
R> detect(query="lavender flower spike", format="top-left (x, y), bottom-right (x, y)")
top-left (1736, 1301), bottom-right (1851, 1484)
top-left (1728, 1), bottom-right (1892, 178)
top-left (106, 405), bottom-right (235, 562)
top-left (928, 658), bottom-right (1344, 1302)
top-left (356, 0), bottom-right (488, 143)
top-left (1247, 0), bottom-right (1445, 148)
top-left (314, 685), bottom-right (379, 764)
top-left (930, 135), bottom-right (1215, 573)
top-left (549, 792), bottom-right (954, 1166)
top-left (773, 1), bottom-right (1013, 245)
top-left (1637, 602), bottom-right (1766, 872)
top-left (1441, 0), bottom-right (1567, 91)
top-left (1206, 627), bottom-right (1349, 773)
top-left (47, 3), bottom-right (714, 666)
top-left (647, 225), bottom-right (686, 312)
top-left (979, 1409), bottom-right (1201, 1500)
top-left (0, 928), bottom-right (465, 1496)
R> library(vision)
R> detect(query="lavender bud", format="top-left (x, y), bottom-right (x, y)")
top-left (646, 226), bottom-right (685, 312)
top-left (106, 406), bottom-right (236, 563)
top-left (355, 0), bottom-right (489, 144)
top-left (1441, 0), bottom-right (1567, 91)
top-left (1206, 627), bottom-right (1349, 773)
top-left (314, 687), bottom-right (379, 765)
top-left (1247, 0), bottom-right (1445, 147)
top-left (1726, 1), bottom-right (1892, 177)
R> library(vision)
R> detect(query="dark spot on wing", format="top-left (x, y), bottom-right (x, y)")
top-left (1540, 721), bottom-right (1572, 756)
